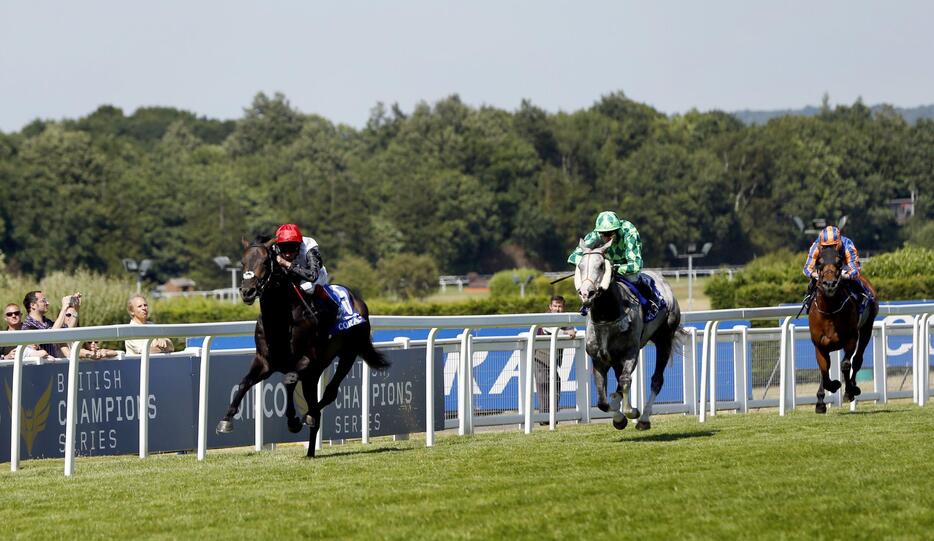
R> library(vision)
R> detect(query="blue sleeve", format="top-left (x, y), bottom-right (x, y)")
top-left (842, 238), bottom-right (861, 278)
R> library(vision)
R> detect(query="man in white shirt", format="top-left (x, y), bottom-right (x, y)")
top-left (124, 295), bottom-right (175, 355)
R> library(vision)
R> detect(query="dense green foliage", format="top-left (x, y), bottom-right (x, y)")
top-left (489, 268), bottom-right (577, 300)
top-left (2, 404), bottom-right (932, 538)
top-left (153, 296), bottom-right (259, 324)
top-left (1, 93), bottom-right (932, 292)
top-left (368, 294), bottom-right (577, 316)
top-left (705, 246), bottom-right (934, 308)
top-left (0, 269), bottom-right (134, 327)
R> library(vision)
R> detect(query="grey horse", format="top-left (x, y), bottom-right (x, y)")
top-left (574, 239), bottom-right (684, 430)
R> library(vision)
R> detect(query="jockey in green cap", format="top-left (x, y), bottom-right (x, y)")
top-left (568, 211), bottom-right (665, 320)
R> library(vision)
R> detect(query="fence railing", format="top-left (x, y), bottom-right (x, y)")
top-left (2, 304), bottom-right (932, 477)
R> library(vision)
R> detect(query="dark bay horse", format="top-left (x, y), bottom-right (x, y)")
top-left (575, 239), bottom-right (684, 430)
top-left (216, 236), bottom-right (390, 457)
top-left (808, 244), bottom-right (879, 413)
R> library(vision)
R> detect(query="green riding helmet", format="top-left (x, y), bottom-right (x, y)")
top-left (594, 211), bottom-right (622, 233)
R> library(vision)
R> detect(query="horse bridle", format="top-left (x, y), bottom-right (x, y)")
top-left (817, 248), bottom-right (843, 292)
top-left (575, 249), bottom-right (613, 296)
top-left (244, 243), bottom-right (277, 295)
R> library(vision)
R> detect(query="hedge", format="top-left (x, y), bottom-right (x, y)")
top-left (368, 294), bottom-right (580, 316)
top-left (705, 246), bottom-right (934, 309)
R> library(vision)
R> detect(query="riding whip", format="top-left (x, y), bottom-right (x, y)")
top-left (550, 273), bottom-right (574, 285)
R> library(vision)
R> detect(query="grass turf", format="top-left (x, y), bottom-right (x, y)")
top-left (2, 402), bottom-right (933, 539)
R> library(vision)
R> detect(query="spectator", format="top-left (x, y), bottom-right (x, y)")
top-left (21, 290), bottom-right (80, 358)
top-left (60, 308), bottom-right (119, 360)
top-left (2, 303), bottom-right (50, 359)
top-left (124, 295), bottom-right (175, 355)
top-left (534, 295), bottom-right (578, 424)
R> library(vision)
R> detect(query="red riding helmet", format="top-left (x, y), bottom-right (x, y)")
top-left (275, 224), bottom-right (303, 244)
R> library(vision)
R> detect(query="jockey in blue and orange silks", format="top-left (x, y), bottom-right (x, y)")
top-left (802, 225), bottom-right (868, 311)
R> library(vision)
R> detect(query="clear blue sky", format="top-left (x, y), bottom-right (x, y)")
top-left (1, 0), bottom-right (932, 132)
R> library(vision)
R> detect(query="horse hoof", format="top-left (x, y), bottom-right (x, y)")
top-left (826, 380), bottom-right (842, 393)
top-left (815, 403), bottom-right (827, 414)
top-left (635, 421), bottom-right (651, 431)
top-left (216, 420), bottom-right (234, 434)
top-left (612, 412), bottom-right (628, 430)
top-left (609, 393), bottom-right (622, 412)
top-left (596, 402), bottom-right (610, 413)
top-left (625, 408), bottom-right (641, 420)
top-left (304, 414), bottom-right (317, 428)
top-left (287, 417), bottom-right (303, 433)
top-left (283, 372), bottom-right (299, 385)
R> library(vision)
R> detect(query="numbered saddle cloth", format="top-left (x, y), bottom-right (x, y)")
top-left (324, 285), bottom-right (366, 333)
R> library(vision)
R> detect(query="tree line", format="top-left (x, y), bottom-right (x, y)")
top-left (0, 92), bottom-right (931, 290)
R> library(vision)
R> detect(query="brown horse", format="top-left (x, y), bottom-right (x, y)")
top-left (216, 236), bottom-right (389, 457)
top-left (808, 244), bottom-right (879, 413)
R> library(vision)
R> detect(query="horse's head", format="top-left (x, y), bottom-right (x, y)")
top-left (816, 244), bottom-right (844, 297)
top-left (574, 238), bottom-right (614, 308)
top-left (239, 236), bottom-right (277, 305)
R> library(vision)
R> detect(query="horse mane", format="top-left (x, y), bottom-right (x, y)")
top-left (253, 234), bottom-right (274, 246)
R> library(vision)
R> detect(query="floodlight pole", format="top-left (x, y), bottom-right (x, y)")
top-left (229, 268), bottom-right (238, 303)
top-left (214, 256), bottom-right (240, 303)
top-left (122, 258), bottom-right (151, 294)
top-left (669, 243), bottom-right (713, 310)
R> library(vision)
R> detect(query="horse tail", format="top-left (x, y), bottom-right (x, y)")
top-left (358, 335), bottom-right (391, 369)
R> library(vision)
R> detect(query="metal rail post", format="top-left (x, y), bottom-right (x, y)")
top-left (921, 315), bottom-right (932, 407)
top-left (9, 346), bottom-right (24, 472)
top-left (548, 330), bottom-right (559, 430)
top-left (362, 359), bottom-right (371, 444)
top-left (458, 329), bottom-right (472, 436)
top-left (64, 340), bottom-right (81, 476)
top-left (699, 320), bottom-right (718, 423)
top-left (524, 325), bottom-right (538, 433)
top-left (683, 327), bottom-right (697, 416)
top-left (737, 326), bottom-right (749, 413)
top-left (873, 322), bottom-right (888, 404)
top-left (425, 328), bottom-right (439, 447)
top-left (778, 317), bottom-right (792, 416)
top-left (139, 340), bottom-right (152, 458)
top-left (315, 368), bottom-right (325, 452)
top-left (574, 336), bottom-right (590, 423)
top-left (708, 322), bottom-right (721, 417)
top-left (253, 369), bottom-right (264, 452)
top-left (911, 315), bottom-right (921, 404)
top-left (197, 337), bottom-right (214, 461)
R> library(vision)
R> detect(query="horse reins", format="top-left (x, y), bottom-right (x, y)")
top-left (813, 289), bottom-right (851, 315)
top-left (246, 243), bottom-right (277, 295)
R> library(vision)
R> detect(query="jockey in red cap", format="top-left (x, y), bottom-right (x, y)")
top-left (274, 223), bottom-right (334, 319)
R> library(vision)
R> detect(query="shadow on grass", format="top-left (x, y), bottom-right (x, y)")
top-left (314, 446), bottom-right (414, 460)
top-left (622, 430), bottom-right (718, 443)
top-left (838, 408), bottom-right (900, 416)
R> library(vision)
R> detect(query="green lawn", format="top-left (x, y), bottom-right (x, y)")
top-left (667, 275), bottom-right (713, 311)
top-left (2, 403), bottom-right (933, 539)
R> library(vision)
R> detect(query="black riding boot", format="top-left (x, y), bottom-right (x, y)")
top-left (635, 274), bottom-right (661, 322)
